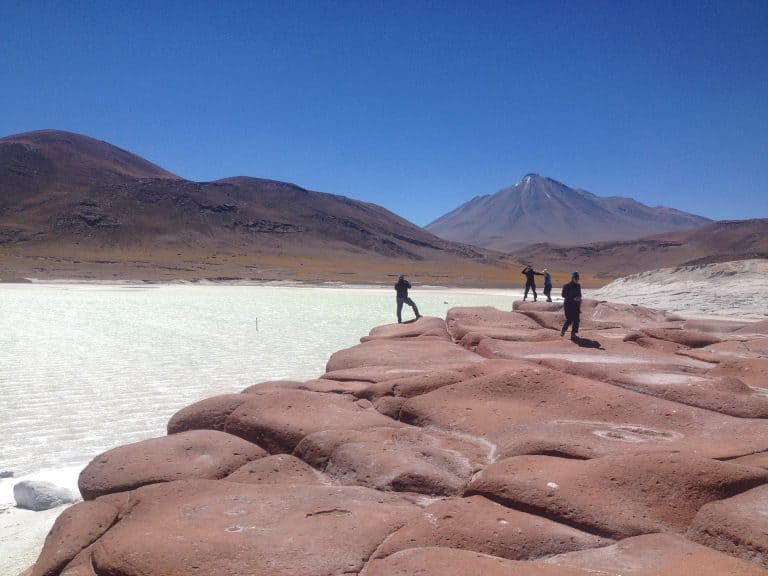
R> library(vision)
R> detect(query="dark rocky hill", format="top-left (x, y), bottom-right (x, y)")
top-left (0, 130), bottom-right (510, 284)
top-left (509, 218), bottom-right (768, 279)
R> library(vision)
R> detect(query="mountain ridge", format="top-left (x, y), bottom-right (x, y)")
top-left (426, 174), bottom-right (712, 251)
top-left (0, 129), bottom-right (516, 285)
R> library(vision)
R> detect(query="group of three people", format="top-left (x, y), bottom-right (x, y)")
top-left (395, 270), bottom-right (583, 340)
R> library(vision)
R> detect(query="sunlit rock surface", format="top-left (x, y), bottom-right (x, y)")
top-left (30, 301), bottom-right (768, 575)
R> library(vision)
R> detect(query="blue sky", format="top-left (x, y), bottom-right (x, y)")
top-left (1, 1), bottom-right (766, 226)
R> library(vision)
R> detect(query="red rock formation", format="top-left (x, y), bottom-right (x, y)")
top-left (30, 300), bottom-right (768, 575)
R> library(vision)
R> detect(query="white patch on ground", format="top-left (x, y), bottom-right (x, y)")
top-left (523, 353), bottom-right (661, 364)
top-left (593, 259), bottom-right (768, 320)
top-left (628, 373), bottom-right (707, 386)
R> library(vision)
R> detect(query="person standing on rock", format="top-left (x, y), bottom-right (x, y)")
top-left (395, 274), bottom-right (421, 323)
top-left (521, 265), bottom-right (543, 301)
top-left (543, 268), bottom-right (553, 302)
top-left (560, 271), bottom-right (582, 340)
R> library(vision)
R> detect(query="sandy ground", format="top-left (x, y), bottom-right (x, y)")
top-left (2, 262), bottom-right (765, 575)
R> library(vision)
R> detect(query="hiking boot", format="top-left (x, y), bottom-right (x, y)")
top-left (560, 327), bottom-right (566, 337)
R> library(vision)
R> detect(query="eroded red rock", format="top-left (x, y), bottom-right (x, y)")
top-left (374, 495), bottom-right (611, 561)
top-left (687, 484), bottom-right (768, 568)
top-left (224, 388), bottom-right (400, 453)
top-left (224, 454), bottom-right (328, 485)
top-left (446, 306), bottom-right (542, 341)
top-left (545, 533), bottom-right (767, 575)
top-left (465, 453), bottom-right (768, 538)
top-left (294, 426), bottom-right (490, 495)
top-left (31, 500), bottom-right (118, 576)
top-left (78, 429), bottom-right (267, 499)
top-left (325, 338), bottom-right (483, 372)
top-left (32, 301), bottom-right (768, 575)
top-left (89, 480), bottom-right (419, 576)
top-left (361, 547), bottom-right (595, 576)
top-left (361, 316), bottom-right (450, 341)
top-left (399, 362), bottom-right (768, 459)
top-left (166, 393), bottom-right (247, 434)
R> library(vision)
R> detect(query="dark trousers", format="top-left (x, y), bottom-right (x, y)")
top-left (544, 284), bottom-right (552, 301)
top-left (524, 281), bottom-right (537, 300)
top-left (561, 301), bottom-right (580, 336)
top-left (397, 297), bottom-right (419, 323)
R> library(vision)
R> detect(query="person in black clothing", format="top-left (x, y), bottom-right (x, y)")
top-left (395, 275), bottom-right (421, 323)
top-left (560, 271), bottom-right (582, 340)
top-left (521, 265), bottom-right (543, 301)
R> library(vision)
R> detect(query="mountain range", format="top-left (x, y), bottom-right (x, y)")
top-left (426, 174), bottom-right (712, 251)
top-left (0, 130), bottom-right (512, 285)
top-left (0, 129), bottom-right (763, 286)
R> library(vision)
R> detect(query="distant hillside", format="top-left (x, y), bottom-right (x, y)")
top-left (0, 130), bottom-right (515, 285)
top-left (426, 174), bottom-right (711, 251)
top-left (509, 219), bottom-right (768, 279)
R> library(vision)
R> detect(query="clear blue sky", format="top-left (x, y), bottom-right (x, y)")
top-left (1, 1), bottom-right (766, 226)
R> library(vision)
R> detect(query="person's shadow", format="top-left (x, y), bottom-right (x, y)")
top-left (572, 336), bottom-right (604, 349)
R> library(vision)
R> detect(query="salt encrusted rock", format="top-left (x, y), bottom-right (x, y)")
top-left (544, 533), bottom-right (768, 575)
top-left (31, 500), bottom-right (117, 576)
top-left (13, 480), bottom-right (78, 511)
top-left (79, 429), bottom-right (267, 499)
top-left (687, 484), bottom-right (768, 568)
top-left (294, 426), bottom-right (490, 495)
top-left (465, 453), bottom-right (768, 539)
top-left (88, 480), bottom-right (419, 576)
top-left (373, 495), bottom-right (611, 561)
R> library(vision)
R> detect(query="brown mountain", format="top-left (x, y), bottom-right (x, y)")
top-left (510, 218), bottom-right (768, 280)
top-left (0, 130), bottom-right (515, 285)
top-left (426, 174), bottom-right (712, 251)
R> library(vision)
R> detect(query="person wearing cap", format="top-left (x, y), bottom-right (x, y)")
top-left (560, 271), bottom-right (582, 340)
top-left (395, 274), bottom-right (421, 323)
top-left (542, 269), bottom-right (553, 302)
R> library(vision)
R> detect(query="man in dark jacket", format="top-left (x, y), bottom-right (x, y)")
top-left (521, 265), bottom-right (543, 301)
top-left (395, 275), bottom-right (421, 323)
top-left (560, 271), bottom-right (582, 340)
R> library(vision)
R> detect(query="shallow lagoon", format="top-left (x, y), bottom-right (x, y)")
top-left (0, 283), bottom-right (515, 494)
